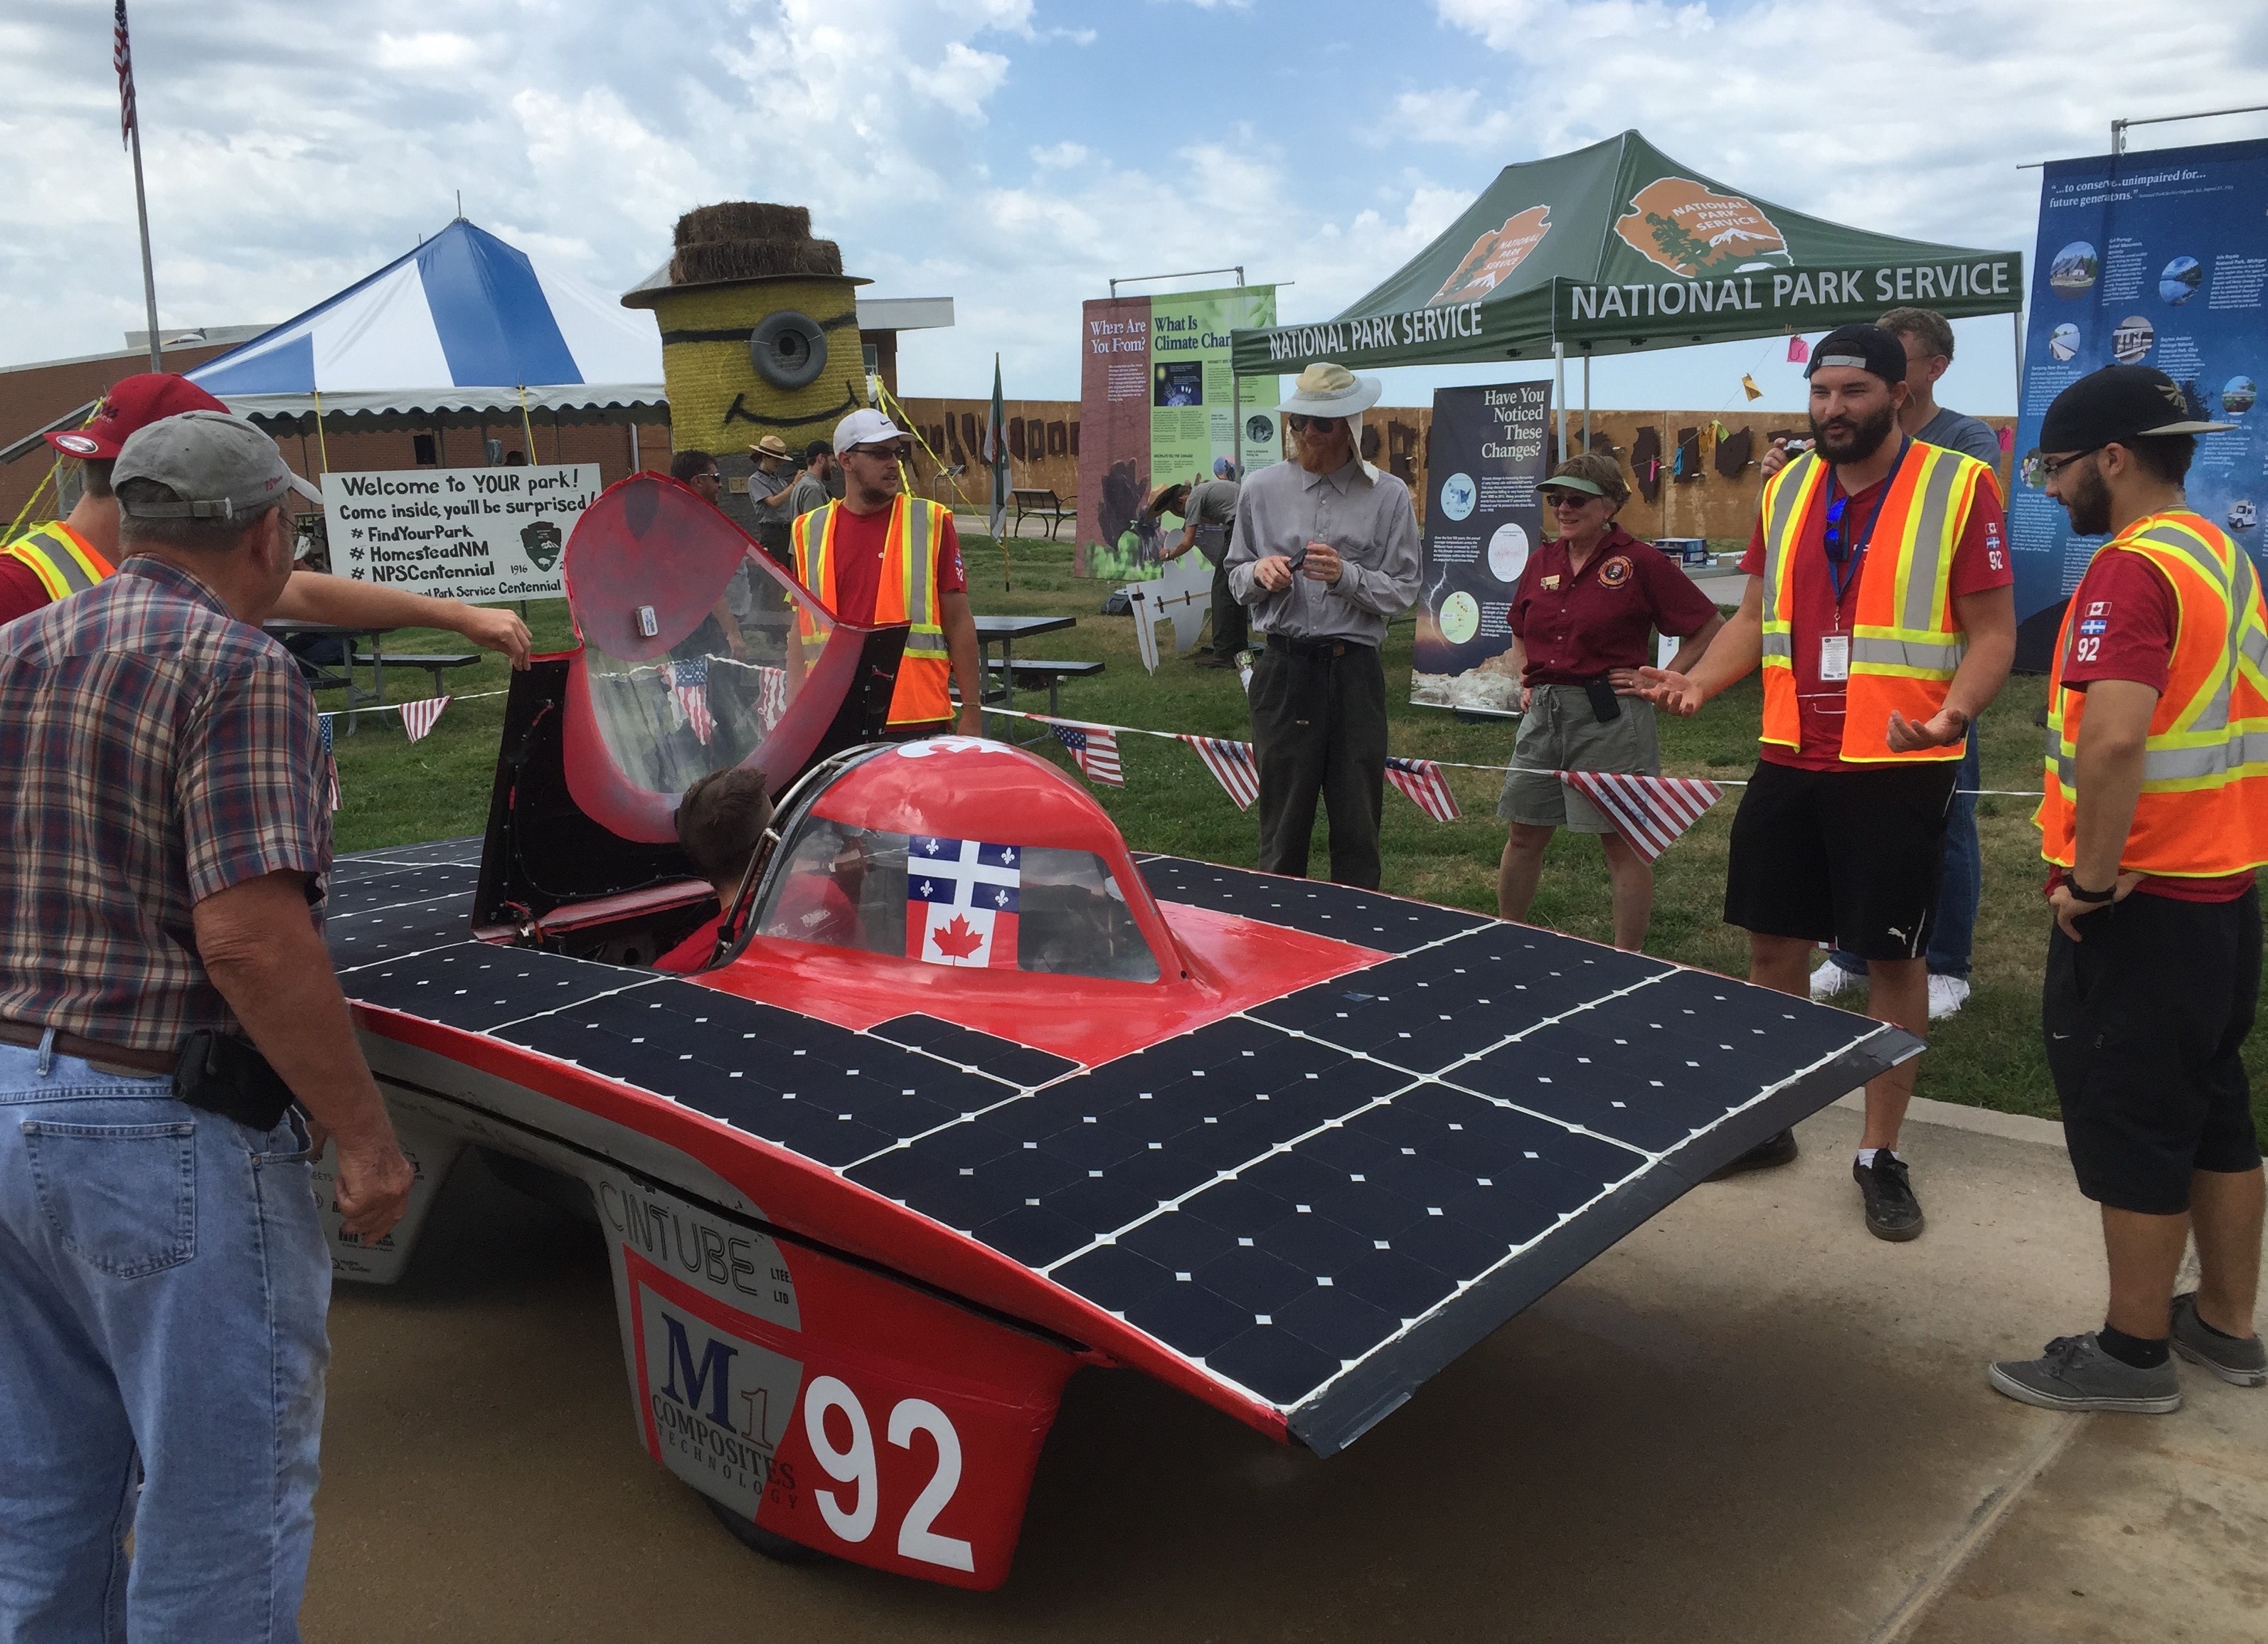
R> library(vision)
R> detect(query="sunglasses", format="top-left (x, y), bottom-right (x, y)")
top-left (1544, 492), bottom-right (1601, 509)
top-left (2036, 446), bottom-right (2103, 480)
top-left (1824, 495), bottom-right (1858, 563)
top-left (848, 442), bottom-right (910, 462)
top-left (1283, 414), bottom-right (1339, 433)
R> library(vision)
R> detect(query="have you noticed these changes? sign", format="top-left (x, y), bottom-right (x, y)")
top-left (321, 464), bottom-right (600, 600)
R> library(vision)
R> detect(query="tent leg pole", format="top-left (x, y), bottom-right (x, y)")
top-left (1582, 355), bottom-right (1592, 450)
top-left (1554, 344), bottom-right (1567, 462)
top-left (2009, 309), bottom-right (2025, 485)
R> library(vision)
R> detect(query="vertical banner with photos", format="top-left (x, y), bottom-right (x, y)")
top-left (1075, 284), bottom-right (1278, 578)
top-left (1410, 382), bottom-right (1552, 711)
top-left (2008, 137), bottom-right (2268, 666)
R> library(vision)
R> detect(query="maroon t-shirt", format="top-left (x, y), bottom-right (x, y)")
top-left (2044, 543), bottom-right (2254, 903)
top-left (1740, 465), bottom-right (2010, 770)
top-left (1510, 525), bottom-right (1720, 684)
top-left (0, 555), bottom-right (50, 628)
top-left (824, 503), bottom-right (966, 627)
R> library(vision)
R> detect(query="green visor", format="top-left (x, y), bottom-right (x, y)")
top-left (1536, 474), bottom-right (1607, 497)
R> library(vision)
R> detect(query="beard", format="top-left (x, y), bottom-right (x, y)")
top-left (2059, 460), bottom-right (2114, 536)
top-left (1812, 398), bottom-right (1899, 465)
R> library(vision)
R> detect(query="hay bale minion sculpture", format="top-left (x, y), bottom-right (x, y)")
top-left (623, 203), bottom-right (868, 539)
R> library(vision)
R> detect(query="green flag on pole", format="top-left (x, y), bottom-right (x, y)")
top-left (985, 354), bottom-right (1008, 541)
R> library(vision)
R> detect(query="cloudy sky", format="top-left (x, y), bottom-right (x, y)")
top-left (5, 0), bottom-right (2263, 413)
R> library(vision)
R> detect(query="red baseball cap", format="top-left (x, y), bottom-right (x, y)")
top-left (46, 372), bottom-right (230, 462)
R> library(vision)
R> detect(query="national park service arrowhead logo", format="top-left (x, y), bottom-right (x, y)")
top-left (520, 519), bottom-right (563, 572)
top-left (1616, 178), bottom-right (1788, 277)
top-left (1433, 205), bottom-right (1553, 303)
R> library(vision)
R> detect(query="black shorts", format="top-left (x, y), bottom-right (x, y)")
top-left (1723, 758), bottom-right (1958, 960)
top-left (2045, 887), bottom-right (2262, 1215)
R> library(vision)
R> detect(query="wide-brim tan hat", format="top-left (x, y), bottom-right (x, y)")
top-left (749, 434), bottom-right (793, 460)
top-left (1281, 361), bottom-right (1380, 420)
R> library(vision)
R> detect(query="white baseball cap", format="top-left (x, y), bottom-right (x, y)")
top-left (833, 408), bottom-right (908, 455)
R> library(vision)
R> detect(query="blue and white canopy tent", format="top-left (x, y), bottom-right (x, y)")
top-left (188, 218), bottom-right (665, 437)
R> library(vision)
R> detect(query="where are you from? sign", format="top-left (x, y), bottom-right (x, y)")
top-left (322, 463), bottom-right (601, 600)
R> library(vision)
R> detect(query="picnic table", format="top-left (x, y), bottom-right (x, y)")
top-left (970, 613), bottom-right (1086, 740)
top-left (263, 620), bottom-right (479, 735)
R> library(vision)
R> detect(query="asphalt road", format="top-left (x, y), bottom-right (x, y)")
top-left (304, 1104), bottom-right (2267, 1643)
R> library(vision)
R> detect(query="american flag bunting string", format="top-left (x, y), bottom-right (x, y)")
top-left (756, 664), bottom-right (789, 735)
top-left (398, 696), bottom-right (450, 743)
top-left (319, 714), bottom-right (341, 813)
top-left (1384, 755), bottom-right (1459, 822)
top-left (1557, 768), bottom-right (1723, 861)
top-left (1050, 722), bottom-right (1123, 786)
top-left (671, 658), bottom-right (715, 745)
top-left (113, 2), bottom-right (137, 148)
top-left (1181, 735), bottom-right (1259, 810)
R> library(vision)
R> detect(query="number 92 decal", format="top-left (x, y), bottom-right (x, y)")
top-left (802, 1377), bottom-right (974, 1572)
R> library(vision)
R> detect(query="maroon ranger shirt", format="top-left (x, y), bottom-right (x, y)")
top-left (1510, 524), bottom-right (1721, 684)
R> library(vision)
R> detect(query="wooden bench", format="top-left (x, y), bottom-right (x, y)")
top-left (982, 657), bottom-right (1103, 722)
top-left (1009, 488), bottom-right (1075, 541)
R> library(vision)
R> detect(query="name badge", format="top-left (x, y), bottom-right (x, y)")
top-left (1819, 634), bottom-right (1851, 682)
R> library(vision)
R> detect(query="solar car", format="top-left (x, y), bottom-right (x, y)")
top-left (319, 472), bottom-right (1914, 1588)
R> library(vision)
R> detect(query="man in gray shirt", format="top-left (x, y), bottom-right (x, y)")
top-left (788, 441), bottom-right (834, 517)
top-left (1227, 362), bottom-right (1421, 888)
top-left (1164, 457), bottom-right (1245, 667)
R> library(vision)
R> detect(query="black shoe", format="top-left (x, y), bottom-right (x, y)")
top-left (1854, 1152), bottom-right (1924, 1241)
top-left (1191, 652), bottom-right (1237, 669)
top-left (1705, 1128), bottom-right (1798, 1181)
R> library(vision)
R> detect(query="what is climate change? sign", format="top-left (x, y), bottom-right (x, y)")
top-left (322, 464), bottom-right (600, 600)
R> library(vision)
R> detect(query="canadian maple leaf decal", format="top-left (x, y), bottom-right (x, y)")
top-left (930, 913), bottom-right (984, 960)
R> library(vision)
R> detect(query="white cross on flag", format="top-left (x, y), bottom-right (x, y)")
top-left (1557, 769), bottom-right (1723, 861)
top-left (905, 835), bottom-right (1021, 968)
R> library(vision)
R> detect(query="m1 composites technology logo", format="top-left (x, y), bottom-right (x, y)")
top-left (1433, 206), bottom-right (1553, 303)
top-left (632, 1266), bottom-right (808, 1522)
top-left (1615, 178), bottom-right (1789, 277)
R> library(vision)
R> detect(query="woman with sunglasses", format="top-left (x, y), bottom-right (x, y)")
top-left (1498, 452), bottom-right (1725, 950)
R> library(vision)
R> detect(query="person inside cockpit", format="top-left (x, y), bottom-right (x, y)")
top-left (654, 765), bottom-right (773, 973)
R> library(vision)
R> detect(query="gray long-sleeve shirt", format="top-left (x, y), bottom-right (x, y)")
top-left (1226, 458), bottom-right (1421, 645)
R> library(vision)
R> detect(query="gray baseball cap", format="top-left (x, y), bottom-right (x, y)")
top-left (112, 409), bottom-right (322, 521)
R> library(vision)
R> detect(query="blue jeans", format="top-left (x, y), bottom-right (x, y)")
top-left (1831, 730), bottom-right (1981, 980)
top-left (0, 1039), bottom-right (331, 1643)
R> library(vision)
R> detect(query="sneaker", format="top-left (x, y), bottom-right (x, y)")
top-left (1705, 1128), bottom-right (1798, 1181)
top-left (1809, 959), bottom-right (1863, 1002)
top-left (1989, 1332), bottom-right (2183, 1413)
top-left (1853, 1152), bottom-right (1924, 1241)
top-left (1927, 974), bottom-right (1971, 1020)
top-left (2170, 1292), bottom-right (2268, 1387)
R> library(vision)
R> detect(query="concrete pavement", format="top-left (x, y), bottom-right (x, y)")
top-left (303, 1098), bottom-right (2267, 1643)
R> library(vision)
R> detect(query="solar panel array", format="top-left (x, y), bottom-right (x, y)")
top-left (328, 845), bottom-right (1905, 1451)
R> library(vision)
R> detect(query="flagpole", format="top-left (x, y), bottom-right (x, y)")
top-left (118, 2), bottom-right (161, 370)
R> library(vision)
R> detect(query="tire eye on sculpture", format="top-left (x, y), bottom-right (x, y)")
top-left (751, 311), bottom-right (829, 390)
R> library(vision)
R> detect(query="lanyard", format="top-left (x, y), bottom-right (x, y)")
top-left (1823, 437), bottom-right (1906, 609)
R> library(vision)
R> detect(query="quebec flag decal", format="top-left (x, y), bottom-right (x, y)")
top-left (905, 836), bottom-right (1021, 968)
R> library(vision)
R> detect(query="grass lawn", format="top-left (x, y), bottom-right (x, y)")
top-left (332, 530), bottom-right (2265, 1135)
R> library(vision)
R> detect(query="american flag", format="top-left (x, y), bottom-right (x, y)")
top-left (756, 664), bottom-right (789, 734)
top-left (1049, 722), bottom-right (1123, 786)
top-left (1385, 755), bottom-right (1459, 822)
top-left (319, 714), bottom-right (341, 812)
top-left (114, 1), bottom-right (137, 149)
top-left (1181, 735), bottom-right (1259, 810)
top-left (671, 658), bottom-right (715, 744)
top-left (1558, 769), bottom-right (1723, 861)
top-left (398, 695), bottom-right (450, 743)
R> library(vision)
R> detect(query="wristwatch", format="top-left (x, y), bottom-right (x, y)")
top-left (2065, 876), bottom-right (2117, 903)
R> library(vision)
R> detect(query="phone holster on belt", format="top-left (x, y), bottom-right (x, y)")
top-left (1583, 678), bottom-right (1623, 723)
top-left (174, 1030), bottom-right (296, 1132)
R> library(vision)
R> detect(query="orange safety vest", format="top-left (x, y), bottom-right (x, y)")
top-left (1755, 442), bottom-right (1996, 763)
top-left (1, 521), bottom-right (115, 606)
top-left (791, 494), bottom-right (953, 725)
top-left (2035, 510), bottom-right (2268, 879)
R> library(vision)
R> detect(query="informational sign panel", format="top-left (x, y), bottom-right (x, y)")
top-left (322, 463), bottom-right (599, 600)
top-left (1410, 382), bottom-right (1551, 711)
top-left (1076, 285), bottom-right (1278, 579)
top-left (2008, 138), bottom-right (2268, 664)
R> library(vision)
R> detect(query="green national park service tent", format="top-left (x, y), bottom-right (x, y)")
top-left (1230, 130), bottom-right (2023, 376)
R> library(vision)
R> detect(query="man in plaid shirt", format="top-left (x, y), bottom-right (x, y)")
top-left (0, 411), bottom-right (411, 1641)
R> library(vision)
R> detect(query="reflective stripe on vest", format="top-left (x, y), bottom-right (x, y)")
top-left (2035, 511), bottom-right (2268, 878)
top-left (1, 521), bottom-right (115, 604)
top-left (1755, 442), bottom-right (1986, 763)
top-left (791, 496), bottom-right (952, 724)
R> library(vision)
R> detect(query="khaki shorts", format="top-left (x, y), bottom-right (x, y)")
top-left (1498, 682), bottom-right (1661, 833)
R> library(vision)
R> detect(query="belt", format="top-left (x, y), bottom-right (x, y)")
top-left (0, 1020), bottom-right (176, 1078)
top-left (1265, 633), bottom-right (1375, 659)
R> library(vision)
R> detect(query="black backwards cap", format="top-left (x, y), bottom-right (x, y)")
top-left (1804, 323), bottom-right (1906, 384)
top-left (2040, 365), bottom-right (2235, 450)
